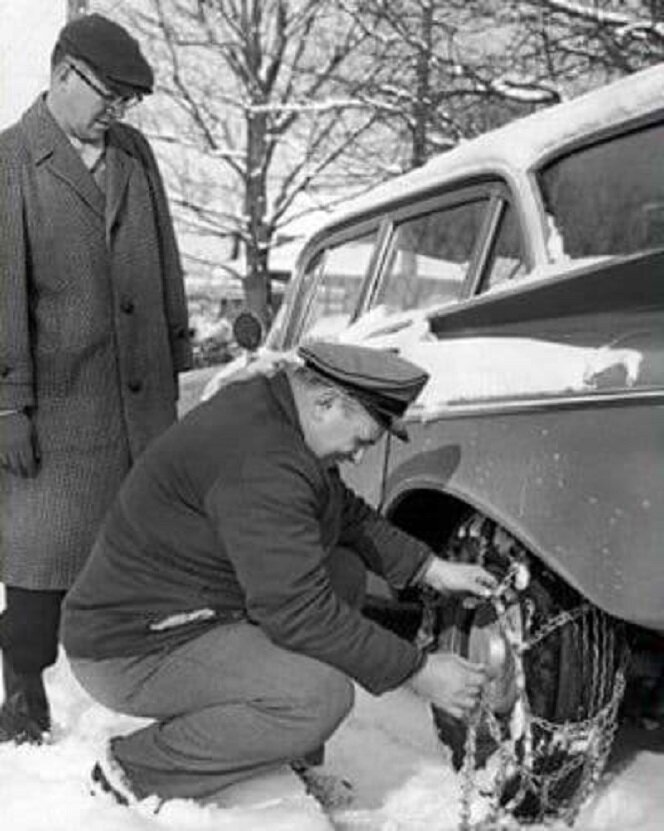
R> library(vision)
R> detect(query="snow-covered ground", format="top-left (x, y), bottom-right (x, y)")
top-left (0, 651), bottom-right (662, 831)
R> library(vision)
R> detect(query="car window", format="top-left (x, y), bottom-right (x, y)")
top-left (371, 198), bottom-right (489, 313)
top-left (299, 232), bottom-right (378, 341)
top-left (480, 202), bottom-right (527, 294)
top-left (539, 121), bottom-right (664, 261)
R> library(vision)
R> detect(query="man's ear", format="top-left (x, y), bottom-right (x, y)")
top-left (311, 389), bottom-right (337, 421)
top-left (316, 389), bottom-right (339, 410)
top-left (51, 59), bottom-right (71, 85)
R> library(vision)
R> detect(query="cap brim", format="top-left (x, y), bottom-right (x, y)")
top-left (344, 390), bottom-right (410, 442)
top-left (365, 406), bottom-right (409, 442)
top-left (103, 73), bottom-right (152, 97)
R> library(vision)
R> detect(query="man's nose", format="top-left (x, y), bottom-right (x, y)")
top-left (105, 99), bottom-right (131, 119)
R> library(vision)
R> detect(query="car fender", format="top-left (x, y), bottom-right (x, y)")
top-left (383, 402), bottom-right (664, 631)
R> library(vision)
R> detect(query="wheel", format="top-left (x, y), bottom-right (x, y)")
top-left (420, 512), bottom-right (628, 825)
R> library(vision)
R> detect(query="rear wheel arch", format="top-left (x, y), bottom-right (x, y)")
top-left (385, 484), bottom-right (589, 609)
top-left (385, 487), bottom-right (471, 552)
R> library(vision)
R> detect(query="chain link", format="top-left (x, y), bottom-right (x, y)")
top-left (525, 604), bottom-right (592, 651)
top-left (424, 517), bottom-right (627, 830)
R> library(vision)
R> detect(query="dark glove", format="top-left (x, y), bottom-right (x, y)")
top-left (0, 411), bottom-right (40, 477)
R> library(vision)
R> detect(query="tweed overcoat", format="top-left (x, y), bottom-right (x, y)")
top-left (0, 96), bottom-right (193, 590)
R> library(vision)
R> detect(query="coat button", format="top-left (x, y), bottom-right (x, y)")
top-left (128, 379), bottom-right (142, 393)
top-left (121, 299), bottom-right (135, 314)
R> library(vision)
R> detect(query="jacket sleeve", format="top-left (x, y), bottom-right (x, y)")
top-left (333, 471), bottom-right (433, 589)
top-left (204, 449), bottom-right (424, 695)
top-left (0, 137), bottom-right (34, 411)
top-left (133, 130), bottom-right (193, 375)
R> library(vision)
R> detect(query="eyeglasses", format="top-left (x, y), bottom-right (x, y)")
top-left (67, 62), bottom-right (141, 114)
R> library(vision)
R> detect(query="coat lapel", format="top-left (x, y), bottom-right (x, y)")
top-left (21, 97), bottom-right (105, 221)
top-left (104, 136), bottom-right (132, 242)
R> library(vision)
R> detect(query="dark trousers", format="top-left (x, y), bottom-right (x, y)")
top-left (0, 587), bottom-right (65, 674)
top-left (68, 546), bottom-right (367, 803)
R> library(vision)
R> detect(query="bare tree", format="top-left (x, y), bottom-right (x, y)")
top-left (91, 0), bottom-right (663, 321)
top-left (512, 1), bottom-right (663, 84)
top-left (101, 0), bottom-right (383, 321)
top-left (341, 0), bottom-right (662, 173)
top-left (335, 0), bottom-right (563, 173)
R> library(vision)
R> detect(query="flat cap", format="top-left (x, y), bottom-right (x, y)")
top-left (57, 13), bottom-right (154, 97)
top-left (298, 341), bottom-right (429, 441)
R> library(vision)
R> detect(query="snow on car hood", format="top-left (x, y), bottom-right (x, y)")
top-left (201, 302), bottom-right (643, 415)
top-left (336, 306), bottom-right (643, 418)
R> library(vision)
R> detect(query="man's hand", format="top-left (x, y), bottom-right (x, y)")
top-left (422, 557), bottom-right (497, 599)
top-left (408, 652), bottom-right (487, 720)
top-left (0, 411), bottom-right (40, 477)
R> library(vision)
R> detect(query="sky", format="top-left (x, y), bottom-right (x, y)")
top-left (0, 0), bottom-right (66, 129)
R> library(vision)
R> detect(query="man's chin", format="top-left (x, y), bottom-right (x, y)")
top-left (88, 120), bottom-right (111, 136)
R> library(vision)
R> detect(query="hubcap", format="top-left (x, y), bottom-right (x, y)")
top-left (466, 603), bottom-right (521, 714)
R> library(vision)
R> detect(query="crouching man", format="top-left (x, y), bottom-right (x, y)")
top-left (61, 341), bottom-right (495, 806)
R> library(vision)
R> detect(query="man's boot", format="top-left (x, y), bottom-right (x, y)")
top-left (0, 656), bottom-right (51, 744)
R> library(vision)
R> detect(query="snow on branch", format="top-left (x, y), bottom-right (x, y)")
top-left (542, 0), bottom-right (664, 39)
top-left (247, 97), bottom-right (376, 115)
top-left (148, 133), bottom-right (247, 162)
top-left (490, 77), bottom-right (561, 103)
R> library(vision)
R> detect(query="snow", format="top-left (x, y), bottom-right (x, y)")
top-left (335, 305), bottom-right (644, 415)
top-left (200, 297), bottom-right (645, 418)
top-left (401, 338), bottom-right (642, 409)
top-left (200, 348), bottom-right (302, 401)
top-left (490, 78), bottom-right (558, 103)
top-left (0, 12), bottom-right (661, 823)
top-left (544, 0), bottom-right (664, 36)
top-left (0, 656), bottom-right (330, 831)
top-left (1, 651), bottom-right (662, 831)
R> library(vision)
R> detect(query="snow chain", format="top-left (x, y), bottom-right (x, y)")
top-left (418, 516), bottom-right (628, 830)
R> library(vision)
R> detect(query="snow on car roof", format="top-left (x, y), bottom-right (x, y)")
top-left (307, 64), bottom-right (664, 240)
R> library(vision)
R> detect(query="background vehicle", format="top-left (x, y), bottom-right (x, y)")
top-left (202, 64), bottom-right (664, 825)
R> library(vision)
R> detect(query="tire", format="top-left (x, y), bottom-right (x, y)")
top-left (424, 512), bottom-right (628, 824)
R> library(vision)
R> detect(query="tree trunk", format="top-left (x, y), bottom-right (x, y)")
top-left (240, 1), bottom-right (274, 327)
top-left (243, 101), bottom-right (271, 324)
top-left (411, 1), bottom-right (434, 168)
top-left (243, 218), bottom-right (271, 326)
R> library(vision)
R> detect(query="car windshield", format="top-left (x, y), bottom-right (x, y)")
top-left (538, 120), bottom-right (664, 263)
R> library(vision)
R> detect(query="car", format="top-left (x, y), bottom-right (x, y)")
top-left (202, 64), bottom-right (664, 825)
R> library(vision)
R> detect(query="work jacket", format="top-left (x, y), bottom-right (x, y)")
top-left (0, 96), bottom-right (192, 589)
top-left (62, 372), bottom-right (432, 695)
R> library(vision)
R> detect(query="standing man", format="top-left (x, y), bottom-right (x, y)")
top-left (62, 341), bottom-right (494, 807)
top-left (0, 13), bottom-right (192, 744)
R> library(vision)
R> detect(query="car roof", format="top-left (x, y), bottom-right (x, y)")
top-left (305, 63), bottom-right (664, 245)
